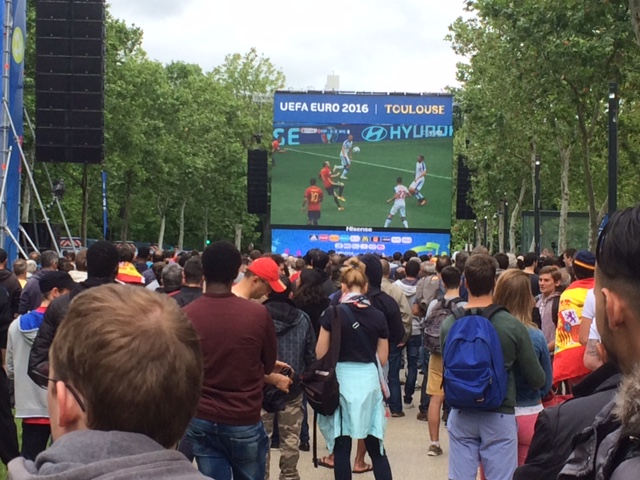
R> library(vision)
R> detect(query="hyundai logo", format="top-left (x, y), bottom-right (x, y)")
top-left (361, 126), bottom-right (388, 142)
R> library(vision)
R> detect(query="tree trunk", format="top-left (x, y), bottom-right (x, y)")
top-left (156, 195), bottom-right (168, 250)
top-left (488, 216), bottom-right (495, 255)
top-left (631, 0), bottom-right (640, 46)
top-left (578, 119), bottom-right (599, 250)
top-left (557, 141), bottom-right (571, 254)
top-left (203, 206), bottom-right (209, 250)
top-left (177, 198), bottom-right (186, 250)
top-left (510, 177), bottom-right (527, 253)
top-left (597, 197), bottom-right (608, 233)
top-left (81, 164), bottom-right (89, 245)
top-left (119, 172), bottom-right (133, 241)
top-left (158, 214), bottom-right (166, 251)
top-left (498, 202), bottom-right (505, 253)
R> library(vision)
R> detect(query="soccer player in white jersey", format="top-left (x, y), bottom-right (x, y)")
top-left (385, 177), bottom-right (411, 228)
top-left (409, 154), bottom-right (428, 206)
top-left (333, 134), bottom-right (354, 179)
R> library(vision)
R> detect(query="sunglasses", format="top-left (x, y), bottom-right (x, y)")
top-left (257, 277), bottom-right (272, 293)
top-left (32, 363), bottom-right (86, 412)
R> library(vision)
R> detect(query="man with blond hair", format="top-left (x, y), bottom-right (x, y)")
top-left (8, 284), bottom-right (206, 478)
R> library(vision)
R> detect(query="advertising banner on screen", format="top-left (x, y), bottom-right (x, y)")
top-left (271, 91), bottom-right (454, 252)
top-left (272, 227), bottom-right (451, 258)
top-left (273, 124), bottom-right (453, 147)
top-left (274, 93), bottom-right (453, 126)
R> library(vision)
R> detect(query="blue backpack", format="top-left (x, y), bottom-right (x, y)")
top-left (442, 305), bottom-right (508, 410)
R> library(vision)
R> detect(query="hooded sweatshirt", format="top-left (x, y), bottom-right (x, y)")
top-left (19, 270), bottom-right (47, 315)
top-left (394, 278), bottom-right (421, 336)
top-left (536, 290), bottom-right (561, 346)
top-left (264, 298), bottom-right (316, 398)
top-left (359, 254), bottom-right (405, 345)
top-left (0, 268), bottom-right (22, 317)
top-left (7, 430), bottom-right (206, 480)
top-left (6, 308), bottom-right (48, 418)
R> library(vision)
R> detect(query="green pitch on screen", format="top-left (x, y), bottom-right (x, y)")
top-left (271, 138), bottom-right (453, 230)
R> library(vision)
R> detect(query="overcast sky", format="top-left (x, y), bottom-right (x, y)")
top-left (107, 0), bottom-right (468, 93)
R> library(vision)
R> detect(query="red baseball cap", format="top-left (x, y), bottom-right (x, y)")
top-left (248, 258), bottom-right (286, 293)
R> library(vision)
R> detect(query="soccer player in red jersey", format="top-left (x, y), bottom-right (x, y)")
top-left (302, 178), bottom-right (324, 225)
top-left (319, 161), bottom-right (345, 210)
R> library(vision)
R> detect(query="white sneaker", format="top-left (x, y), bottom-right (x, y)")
top-left (428, 444), bottom-right (443, 456)
top-left (404, 402), bottom-right (415, 409)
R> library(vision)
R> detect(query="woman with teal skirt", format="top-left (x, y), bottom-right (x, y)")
top-left (316, 257), bottom-right (393, 480)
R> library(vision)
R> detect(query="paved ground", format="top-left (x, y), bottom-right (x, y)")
top-left (269, 404), bottom-right (451, 479)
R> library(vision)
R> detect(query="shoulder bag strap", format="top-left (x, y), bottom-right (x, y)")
top-left (551, 296), bottom-right (561, 327)
top-left (452, 304), bottom-right (468, 320)
top-left (328, 306), bottom-right (342, 366)
top-left (338, 303), bottom-right (377, 359)
top-left (481, 304), bottom-right (506, 321)
top-left (447, 296), bottom-right (464, 307)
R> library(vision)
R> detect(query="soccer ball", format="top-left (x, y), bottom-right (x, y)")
top-left (352, 146), bottom-right (360, 154)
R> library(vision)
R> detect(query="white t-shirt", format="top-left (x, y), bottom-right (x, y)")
top-left (415, 161), bottom-right (426, 181)
top-left (341, 139), bottom-right (353, 157)
top-left (393, 185), bottom-right (410, 207)
top-left (582, 289), bottom-right (601, 341)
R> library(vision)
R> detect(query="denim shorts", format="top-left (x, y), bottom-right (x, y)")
top-left (447, 409), bottom-right (517, 480)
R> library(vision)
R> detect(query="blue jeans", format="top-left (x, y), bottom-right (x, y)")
top-left (186, 418), bottom-right (269, 480)
top-left (419, 346), bottom-right (431, 413)
top-left (388, 343), bottom-right (403, 413)
top-left (403, 335), bottom-right (421, 403)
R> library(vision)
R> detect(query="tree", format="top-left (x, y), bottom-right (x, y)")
top-left (631, 0), bottom-right (640, 45)
top-left (450, 0), bottom-right (639, 251)
top-left (22, 9), bottom-right (286, 250)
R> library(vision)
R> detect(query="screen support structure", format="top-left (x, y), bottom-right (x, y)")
top-left (24, 108), bottom-right (77, 254)
top-left (0, 0), bottom-right (12, 252)
top-left (2, 99), bottom-right (61, 257)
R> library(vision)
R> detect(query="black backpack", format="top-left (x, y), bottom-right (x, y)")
top-left (423, 296), bottom-right (463, 354)
top-left (301, 306), bottom-right (341, 416)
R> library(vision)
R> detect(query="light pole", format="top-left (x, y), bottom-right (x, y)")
top-left (534, 156), bottom-right (541, 257)
top-left (608, 83), bottom-right (618, 216)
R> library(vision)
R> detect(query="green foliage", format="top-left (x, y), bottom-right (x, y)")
top-left (23, 9), bottom-right (285, 250)
top-left (449, 0), bottom-right (640, 251)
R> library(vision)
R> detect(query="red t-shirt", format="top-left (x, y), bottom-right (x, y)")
top-left (183, 292), bottom-right (277, 426)
top-left (320, 167), bottom-right (332, 188)
top-left (305, 186), bottom-right (324, 211)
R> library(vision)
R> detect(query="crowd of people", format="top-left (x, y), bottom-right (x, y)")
top-left (0, 206), bottom-right (639, 479)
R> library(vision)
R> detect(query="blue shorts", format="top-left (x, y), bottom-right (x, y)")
top-left (447, 409), bottom-right (517, 480)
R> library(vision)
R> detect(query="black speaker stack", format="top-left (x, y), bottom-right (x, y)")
top-left (247, 150), bottom-right (268, 214)
top-left (456, 154), bottom-right (476, 220)
top-left (35, 0), bottom-right (105, 164)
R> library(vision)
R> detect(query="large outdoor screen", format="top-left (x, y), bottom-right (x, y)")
top-left (271, 92), bottom-right (453, 256)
